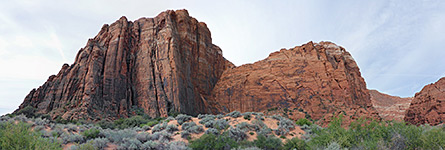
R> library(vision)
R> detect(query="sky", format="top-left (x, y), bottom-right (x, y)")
top-left (1, 0), bottom-right (445, 115)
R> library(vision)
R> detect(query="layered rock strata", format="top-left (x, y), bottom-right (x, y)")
top-left (369, 90), bottom-right (412, 121)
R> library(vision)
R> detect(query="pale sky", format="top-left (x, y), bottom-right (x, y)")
top-left (1, 0), bottom-right (445, 115)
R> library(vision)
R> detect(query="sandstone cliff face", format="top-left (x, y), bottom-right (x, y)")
top-left (369, 90), bottom-right (412, 121)
top-left (207, 42), bottom-right (380, 125)
top-left (17, 10), bottom-right (233, 121)
top-left (404, 77), bottom-right (445, 125)
top-left (16, 10), bottom-right (381, 124)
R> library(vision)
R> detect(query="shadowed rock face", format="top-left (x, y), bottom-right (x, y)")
top-left (16, 10), bottom-right (234, 121)
top-left (207, 42), bottom-right (380, 125)
top-left (404, 77), bottom-right (445, 125)
top-left (369, 90), bottom-right (412, 121)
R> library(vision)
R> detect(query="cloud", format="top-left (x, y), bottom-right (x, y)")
top-left (1, 0), bottom-right (445, 115)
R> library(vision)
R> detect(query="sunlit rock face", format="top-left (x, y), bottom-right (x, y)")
top-left (16, 10), bottom-right (233, 121)
top-left (405, 77), bottom-right (445, 125)
top-left (207, 41), bottom-right (380, 125)
top-left (16, 10), bottom-right (382, 125)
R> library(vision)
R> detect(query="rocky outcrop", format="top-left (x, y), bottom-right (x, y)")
top-left (16, 9), bottom-right (381, 125)
top-left (369, 90), bottom-right (412, 121)
top-left (206, 42), bottom-right (380, 125)
top-left (404, 77), bottom-right (445, 125)
top-left (16, 10), bottom-right (233, 121)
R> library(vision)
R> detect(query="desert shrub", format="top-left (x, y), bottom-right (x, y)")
top-left (0, 121), bottom-right (62, 150)
top-left (236, 122), bottom-right (258, 132)
top-left (199, 115), bottom-right (216, 125)
top-left (189, 133), bottom-right (239, 150)
top-left (87, 137), bottom-right (109, 149)
top-left (14, 106), bottom-right (37, 118)
top-left (325, 142), bottom-right (344, 150)
top-left (118, 137), bottom-right (142, 150)
top-left (253, 134), bottom-right (283, 150)
top-left (419, 127), bottom-right (445, 149)
top-left (254, 115), bottom-right (265, 121)
top-left (82, 128), bottom-right (101, 140)
top-left (140, 120), bottom-right (159, 128)
top-left (283, 137), bottom-right (309, 150)
top-left (182, 122), bottom-right (204, 134)
top-left (228, 127), bottom-right (247, 142)
top-left (181, 130), bottom-right (191, 139)
top-left (251, 120), bottom-right (266, 131)
top-left (61, 132), bottom-right (85, 144)
top-left (165, 124), bottom-right (179, 133)
top-left (34, 125), bottom-right (45, 131)
top-left (152, 122), bottom-right (168, 133)
top-left (13, 114), bottom-right (29, 122)
top-left (166, 141), bottom-right (189, 150)
top-left (271, 115), bottom-right (283, 121)
top-left (214, 119), bottom-right (230, 130)
top-left (205, 128), bottom-right (219, 135)
top-left (148, 130), bottom-right (172, 143)
top-left (69, 142), bottom-right (96, 150)
top-left (275, 117), bottom-right (295, 135)
top-left (141, 140), bottom-right (161, 149)
top-left (136, 132), bottom-right (150, 143)
top-left (141, 125), bottom-right (151, 131)
top-left (66, 124), bottom-right (78, 132)
top-left (296, 118), bottom-right (312, 126)
top-left (34, 117), bottom-right (49, 126)
top-left (216, 114), bottom-right (224, 119)
top-left (114, 115), bottom-right (148, 129)
top-left (182, 122), bottom-right (197, 130)
top-left (226, 111), bottom-right (241, 118)
top-left (175, 114), bottom-right (192, 125)
top-left (243, 113), bottom-right (252, 120)
top-left (257, 127), bottom-right (273, 137)
top-left (97, 120), bottom-right (115, 129)
top-left (101, 128), bottom-right (137, 144)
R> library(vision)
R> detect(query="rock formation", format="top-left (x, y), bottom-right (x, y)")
top-left (16, 9), bottom-right (381, 125)
top-left (404, 77), bottom-right (445, 125)
top-left (369, 90), bottom-right (412, 121)
top-left (206, 42), bottom-right (380, 125)
top-left (16, 10), bottom-right (233, 121)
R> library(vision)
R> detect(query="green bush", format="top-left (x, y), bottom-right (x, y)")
top-left (283, 137), bottom-right (309, 150)
top-left (114, 115), bottom-right (148, 129)
top-left (189, 133), bottom-right (239, 150)
top-left (295, 118), bottom-right (312, 126)
top-left (0, 121), bottom-right (62, 150)
top-left (14, 106), bottom-right (37, 118)
top-left (82, 128), bottom-right (101, 139)
top-left (253, 134), bottom-right (283, 150)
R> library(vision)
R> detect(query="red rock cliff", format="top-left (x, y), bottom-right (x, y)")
top-left (404, 77), bottom-right (445, 125)
top-left (369, 90), bottom-right (412, 121)
top-left (207, 42), bottom-right (380, 125)
top-left (16, 10), bottom-right (233, 121)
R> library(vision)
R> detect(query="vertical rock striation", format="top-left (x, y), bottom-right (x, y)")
top-left (16, 10), bottom-right (233, 121)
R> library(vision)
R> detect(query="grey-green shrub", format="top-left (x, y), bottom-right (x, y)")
top-left (118, 137), bottom-right (142, 150)
top-left (228, 127), bottom-right (247, 142)
top-left (205, 128), bottom-right (219, 135)
top-left (175, 114), bottom-right (192, 125)
top-left (87, 137), bottom-right (109, 149)
top-left (226, 111), bottom-right (241, 118)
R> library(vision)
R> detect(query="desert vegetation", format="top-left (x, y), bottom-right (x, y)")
top-left (0, 110), bottom-right (444, 150)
